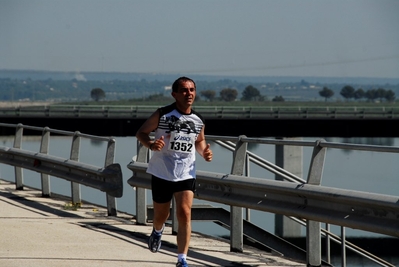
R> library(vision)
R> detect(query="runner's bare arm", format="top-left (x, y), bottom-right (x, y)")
top-left (195, 127), bottom-right (212, 162)
top-left (136, 110), bottom-right (161, 149)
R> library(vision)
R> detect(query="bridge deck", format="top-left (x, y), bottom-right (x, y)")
top-left (0, 180), bottom-right (305, 267)
top-left (1, 105), bottom-right (399, 137)
top-left (1, 116), bottom-right (399, 137)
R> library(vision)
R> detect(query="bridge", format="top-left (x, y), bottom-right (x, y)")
top-left (1, 104), bottom-right (399, 137)
top-left (2, 180), bottom-right (308, 267)
top-left (0, 123), bottom-right (398, 267)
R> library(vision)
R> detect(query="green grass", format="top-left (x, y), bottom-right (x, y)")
top-left (56, 99), bottom-right (399, 108)
top-left (63, 202), bottom-right (81, 211)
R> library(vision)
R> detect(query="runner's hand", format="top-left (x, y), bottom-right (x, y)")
top-left (203, 143), bottom-right (212, 162)
top-left (151, 136), bottom-right (165, 151)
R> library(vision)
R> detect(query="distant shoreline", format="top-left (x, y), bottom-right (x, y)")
top-left (1, 69), bottom-right (398, 85)
top-left (0, 101), bottom-right (53, 108)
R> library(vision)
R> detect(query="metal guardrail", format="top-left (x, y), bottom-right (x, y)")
top-left (0, 122), bottom-right (397, 266)
top-left (0, 123), bottom-right (123, 216)
top-left (127, 135), bottom-right (398, 267)
top-left (0, 104), bottom-right (398, 119)
top-left (0, 147), bottom-right (122, 197)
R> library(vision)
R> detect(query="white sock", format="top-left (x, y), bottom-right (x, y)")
top-left (154, 224), bottom-right (164, 234)
top-left (178, 253), bottom-right (187, 262)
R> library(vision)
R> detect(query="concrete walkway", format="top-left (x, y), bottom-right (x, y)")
top-left (0, 180), bottom-right (306, 267)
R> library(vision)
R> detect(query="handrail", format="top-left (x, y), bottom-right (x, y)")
top-left (0, 104), bottom-right (398, 119)
top-left (1, 122), bottom-right (397, 266)
top-left (291, 217), bottom-right (395, 267)
top-left (127, 135), bottom-right (398, 267)
top-left (0, 147), bottom-right (122, 197)
top-left (0, 123), bottom-right (122, 216)
top-left (128, 161), bottom-right (399, 237)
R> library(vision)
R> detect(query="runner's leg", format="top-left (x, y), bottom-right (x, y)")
top-left (173, 190), bottom-right (194, 255)
top-left (153, 201), bottom-right (171, 230)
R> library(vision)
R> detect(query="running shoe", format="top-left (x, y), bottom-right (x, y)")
top-left (176, 259), bottom-right (188, 267)
top-left (148, 228), bottom-right (162, 253)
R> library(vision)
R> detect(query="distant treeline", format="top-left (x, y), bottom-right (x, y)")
top-left (1, 70), bottom-right (398, 103)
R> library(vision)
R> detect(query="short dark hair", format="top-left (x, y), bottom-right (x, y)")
top-left (172, 76), bottom-right (196, 92)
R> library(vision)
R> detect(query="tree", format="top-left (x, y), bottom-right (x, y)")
top-left (272, 96), bottom-right (285, 102)
top-left (340, 85), bottom-right (355, 101)
top-left (365, 89), bottom-right (378, 102)
top-left (319, 87), bottom-right (334, 102)
top-left (200, 90), bottom-right (216, 102)
top-left (146, 93), bottom-right (170, 102)
top-left (354, 88), bottom-right (365, 101)
top-left (220, 88), bottom-right (238, 102)
top-left (384, 90), bottom-right (396, 102)
top-left (241, 85), bottom-right (261, 101)
top-left (91, 88), bottom-right (105, 101)
top-left (376, 88), bottom-right (386, 102)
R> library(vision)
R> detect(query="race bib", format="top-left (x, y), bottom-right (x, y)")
top-left (168, 132), bottom-right (195, 153)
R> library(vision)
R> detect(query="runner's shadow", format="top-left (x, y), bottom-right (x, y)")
top-left (81, 221), bottom-right (255, 267)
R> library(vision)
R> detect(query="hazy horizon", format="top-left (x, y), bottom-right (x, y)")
top-left (1, 0), bottom-right (398, 79)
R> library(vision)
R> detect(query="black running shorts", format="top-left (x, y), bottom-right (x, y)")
top-left (151, 176), bottom-right (196, 204)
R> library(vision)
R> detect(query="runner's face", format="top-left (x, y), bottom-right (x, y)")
top-left (172, 81), bottom-right (196, 107)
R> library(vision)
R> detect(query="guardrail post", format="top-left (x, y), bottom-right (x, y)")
top-left (131, 106), bottom-right (137, 117)
top-left (44, 106), bottom-right (50, 116)
top-left (13, 123), bottom-right (24, 190)
top-left (341, 226), bottom-right (347, 267)
top-left (103, 107), bottom-right (109, 117)
top-left (135, 140), bottom-right (149, 225)
top-left (307, 139), bottom-right (326, 185)
top-left (307, 221), bottom-right (321, 267)
top-left (15, 106), bottom-right (20, 116)
top-left (230, 135), bottom-right (247, 252)
top-left (275, 138), bottom-right (302, 237)
top-left (245, 153), bottom-right (250, 221)
top-left (105, 138), bottom-right (117, 216)
top-left (40, 127), bottom-right (51, 197)
top-left (73, 106), bottom-right (79, 117)
top-left (306, 139), bottom-right (326, 267)
top-left (304, 109), bottom-right (308, 118)
top-left (275, 109), bottom-right (280, 118)
top-left (70, 132), bottom-right (81, 204)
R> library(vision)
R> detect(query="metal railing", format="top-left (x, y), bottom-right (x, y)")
top-left (1, 122), bottom-right (397, 266)
top-left (0, 104), bottom-right (398, 119)
top-left (127, 135), bottom-right (398, 267)
top-left (0, 123), bottom-right (123, 216)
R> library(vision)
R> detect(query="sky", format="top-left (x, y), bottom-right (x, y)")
top-left (1, 0), bottom-right (399, 78)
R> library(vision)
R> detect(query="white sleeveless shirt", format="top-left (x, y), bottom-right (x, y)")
top-left (146, 103), bottom-right (205, 182)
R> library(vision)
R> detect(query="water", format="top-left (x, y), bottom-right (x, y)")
top-left (1, 136), bottom-right (398, 267)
